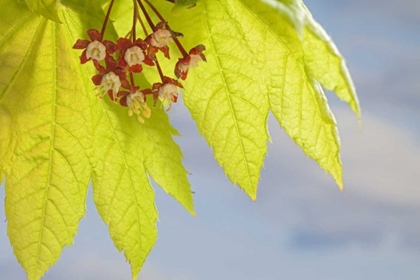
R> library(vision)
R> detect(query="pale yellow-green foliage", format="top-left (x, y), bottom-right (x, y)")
top-left (0, 0), bottom-right (359, 279)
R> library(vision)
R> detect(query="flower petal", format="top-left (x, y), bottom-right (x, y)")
top-left (108, 90), bottom-right (117, 101)
top-left (118, 54), bottom-right (128, 68)
top-left (130, 64), bottom-right (143, 73)
top-left (92, 74), bottom-right (103, 86)
top-left (143, 55), bottom-right (155, 66)
top-left (80, 49), bottom-right (90, 64)
top-left (103, 40), bottom-right (118, 54)
top-left (134, 38), bottom-right (148, 50)
top-left (117, 37), bottom-right (133, 52)
top-left (160, 46), bottom-right (170, 59)
top-left (87, 29), bottom-right (102, 41)
top-left (73, 39), bottom-right (90, 49)
top-left (93, 60), bottom-right (106, 73)
top-left (121, 79), bottom-right (132, 90)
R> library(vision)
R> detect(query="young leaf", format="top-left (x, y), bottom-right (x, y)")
top-left (0, 106), bottom-right (12, 185)
top-left (0, 0), bottom-right (359, 278)
top-left (141, 100), bottom-right (195, 215)
top-left (1, 0), bottom-right (194, 278)
top-left (155, 0), bottom-right (353, 193)
top-left (239, 0), bottom-right (344, 189)
top-left (24, 0), bottom-right (62, 23)
top-left (0, 1), bottom-right (92, 279)
top-left (91, 97), bottom-right (159, 280)
top-left (268, 0), bottom-right (307, 32)
top-left (160, 0), bottom-right (272, 199)
top-left (301, 5), bottom-right (361, 120)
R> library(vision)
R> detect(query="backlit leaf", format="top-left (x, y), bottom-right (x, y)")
top-left (25, 0), bottom-right (62, 23)
top-left (0, 1), bottom-right (92, 279)
top-left (0, 0), bottom-right (358, 278)
top-left (110, 0), bottom-right (195, 214)
top-left (1, 0), bottom-right (195, 277)
top-left (156, 0), bottom-right (352, 193)
top-left (302, 5), bottom-right (361, 119)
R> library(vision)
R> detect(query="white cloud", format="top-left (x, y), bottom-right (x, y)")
top-left (337, 109), bottom-right (420, 207)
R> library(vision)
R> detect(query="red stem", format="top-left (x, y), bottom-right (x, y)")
top-left (137, 12), bottom-right (149, 35)
top-left (130, 72), bottom-right (136, 91)
top-left (100, 0), bottom-right (116, 39)
top-left (155, 60), bottom-right (165, 82)
top-left (173, 38), bottom-right (188, 57)
top-left (143, 0), bottom-right (165, 22)
top-left (132, 0), bottom-right (137, 43)
top-left (143, 0), bottom-right (188, 57)
top-left (136, 0), bottom-right (156, 32)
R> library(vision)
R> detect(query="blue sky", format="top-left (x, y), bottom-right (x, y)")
top-left (1, 0), bottom-right (420, 279)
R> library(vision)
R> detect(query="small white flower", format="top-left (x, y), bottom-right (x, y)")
top-left (150, 29), bottom-right (173, 48)
top-left (86, 40), bottom-right (106, 61)
top-left (158, 83), bottom-right (179, 102)
top-left (189, 54), bottom-right (203, 67)
top-left (124, 46), bottom-right (145, 67)
top-left (177, 61), bottom-right (189, 73)
top-left (100, 72), bottom-right (121, 100)
top-left (178, 54), bottom-right (203, 74)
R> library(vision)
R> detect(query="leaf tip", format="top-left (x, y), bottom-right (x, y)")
top-left (357, 112), bottom-right (363, 130)
top-left (338, 180), bottom-right (344, 192)
top-left (188, 206), bottom-right (197, 217)
top-left (249, 192), bottom-right (257, 202)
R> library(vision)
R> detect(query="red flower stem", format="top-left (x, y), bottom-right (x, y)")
top-left (143, 0), bottom-right (165, 22)
top-left (132, 0), bottom-right (137, 42)
top-left (100, 0), bottom-right (116, 39)
top-left (173, 37), bottom-right (188, 57)
top-left (130, 72), bottom-right (136, 91)
top-left (155, 60), bottom-right (165, 82)
top-left (143, 0), bottom-right (188, 57)
top-left (136, 0), bottom-right (156, 32)
top-left (137, 12), bottom-right (149, 35)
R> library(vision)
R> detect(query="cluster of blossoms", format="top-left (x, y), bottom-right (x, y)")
top-left (73, 0), bottom-right (206, 123)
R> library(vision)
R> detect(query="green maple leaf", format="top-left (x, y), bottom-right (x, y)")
top-left (153, 0), bottom-right (360, 196)
top-left (301, 3), bottom-right (360, 119)
top-left (24, 0), bottom-right (62, 23)
top-left (0, 0), bottom-right (359, 279)
top-left (0, 0), bottom-right (192, 279)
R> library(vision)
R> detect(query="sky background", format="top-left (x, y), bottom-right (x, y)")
top-left (1, 0), bottom-right (420, 279)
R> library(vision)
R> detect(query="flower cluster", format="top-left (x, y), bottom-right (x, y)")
top-left (73, 0), bottom-right (206, 122)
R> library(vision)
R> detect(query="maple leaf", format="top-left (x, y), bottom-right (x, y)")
top-left (151, 0), bottom-right (360, 196)
top-left (24, 0), bottom-right (62, 23)
top-left (0, 0), bottom-right (359, 279)
top-left (0, 0), bottom-right (192, 279)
